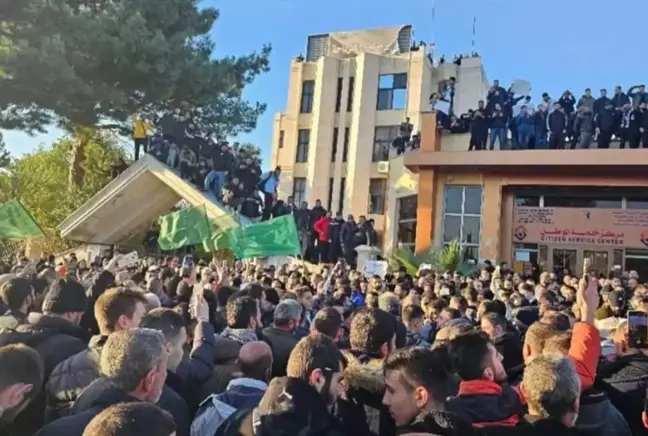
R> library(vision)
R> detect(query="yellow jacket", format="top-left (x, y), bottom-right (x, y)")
top-left (133, 118), bottom-right (151, 138)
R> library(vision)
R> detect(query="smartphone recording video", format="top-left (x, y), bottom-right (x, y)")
top-left (628, 310), bottom-right (648, 349)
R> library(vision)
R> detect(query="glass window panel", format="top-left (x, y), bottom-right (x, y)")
top-left (393, 73), bottom-right (408, 89)
top-left (443, 215), bottom-right (461, 242)
top-left (398, 222), bottom-right (416, 244)
top-left (463, 246), bottom-right (479, 263)
top-left (462, 216), bottom-right (481, 244)
top-left (444, 187), bottom-right (463, 214)
top-left (377, 89), bottom-right (392, 110)
top-left (392, 89), bottom-right (406, 110)
top-left (378, 74), bottom-right (394, 89)
top-left (515, 196), bottom-right (540, 207)
top-left (398, 196), bottom-right (417, 220)
top-left (627, 199), bottom-right (648, 209)
top-left (464, 187), bottom-right (483, 214)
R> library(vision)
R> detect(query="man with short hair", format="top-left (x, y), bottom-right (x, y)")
top-left (140, 305), bottom-right (215, 408)
top-left (47, 287), bottom-right (148, 420)
top-left (312, 307), bottom-right (343, 342)
top-left (82, 402), bottom-right (176, 436)
top-left (0, 344), bottom-right (44, 435)
top-left (446, 331), bottom-right (523, 427)
top-left (521, 356), bottom-right (581, 432)
top-left (262, 299), bottom-right (301, 378)
top-left (338, 308), bottom-right (397, 436)
top-left (480, 312), bottom-right (523, 378)
top-left (206, 296), bottom-right (262, 395)
top-left (37, 328), bottom-right (170, 436)
top-left (382, 347), bottom-right (473, 435)
top-left (403, 305), bottom-right (431, 348)
top-left (0, 277), bottom-right (34, 329)
top-left (192, 341), bottom-right (272, 436)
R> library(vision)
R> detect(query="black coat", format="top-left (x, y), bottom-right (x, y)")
top-left (0, 313), bottom-right (89, 436)
top-left (262, 326), bottom-right (299, 378)
top-left (35, 384), bottom-right (141, 436)
top-left (45, 334), bottom-right (107, 421)
top-left (397, 410), bottom-right (479, 436)
top-left (598, 352), bottom-right (648, 435)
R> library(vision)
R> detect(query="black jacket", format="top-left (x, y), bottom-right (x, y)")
top-left (575, 387), bottom-right (631, 436)
top-left (262, 326), bottom-right (299, 378)
top-left (80, 270), bottom-right (115, 336)
top-left (548, 111), bottom-right (569, 133)
top-left (0, 313), bottom-right (89, 435)
top-left (598, 352), bottom-right (648, 435)
top-left (45, 334), bottom-right (107, 421)
top-left (397, 410), bottom-right (480, 436)
top-left (595, 107), bottom-right (617, 132)
top-left (337, 351), bottom-right (395, 436)
top-left (35, 384), bottom-right (140, 436)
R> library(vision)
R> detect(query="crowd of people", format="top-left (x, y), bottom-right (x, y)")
top-left (433, 80), bottom-right (648, 151)
top-left (131, 110), bottom-right (278, 221)
top-left (0, 249), bottom-right (647, 436)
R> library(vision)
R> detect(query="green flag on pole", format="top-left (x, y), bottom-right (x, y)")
top-left (157, 206), bottom-right (213, 251)
top-left (226, 215), bottom-right (300, 259)
top-left (0, 200), bottom-right (45, 239)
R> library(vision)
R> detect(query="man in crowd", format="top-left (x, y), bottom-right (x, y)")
top-left (191, 341), bottom-right (272, 436)
top-left (46, 288), bottom-right (148, 420)
top-left (547, 103), bottom-right (569, 149)
top-left (82, 403), bottom-right (176, 436)
top-left (36, 328), bottom-right (170, 436)
top-left (262, 299), bottom-right (301, 378)
top-left (215, 334), bottom-right (345, 436)
top-left (259, 167), bottom-right (281, 220)
top-left (0, 277), bottom-right (34, 330)
top-left (0, 344), bottom-right (44, 436)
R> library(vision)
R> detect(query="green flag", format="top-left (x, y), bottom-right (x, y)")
top-left (0, 200), bottom-right (45, 239)
top-left (157, 206), bottom-right (212, 251)
top-left (227, 215), bottom-right (300, 259)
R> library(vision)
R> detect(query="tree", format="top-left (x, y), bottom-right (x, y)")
top-left (0, 131), bottom-right (125, 253)
top-left (388, 240), bottom-right (479, 276)
top-left (0, 0), bottom-right (270, 186)
top-left (0, 133), bottom-right (10, 167)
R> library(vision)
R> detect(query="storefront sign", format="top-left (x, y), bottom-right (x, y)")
top-left (513, 207), bottom-right (648, 249)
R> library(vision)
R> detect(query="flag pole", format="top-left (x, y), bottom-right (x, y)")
top-left (471, 16), bottom-right (476, 54)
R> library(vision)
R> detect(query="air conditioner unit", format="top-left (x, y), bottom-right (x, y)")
top-left (377, 161), bottom-right (390, 174)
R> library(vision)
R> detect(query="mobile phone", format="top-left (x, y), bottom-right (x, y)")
top-left (183, 255), bottom-right (193, 267)
top-left (628, 310), bottom-right (648, 349)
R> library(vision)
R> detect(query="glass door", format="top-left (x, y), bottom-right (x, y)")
top-left (552, 248), bottom-right (577, 275)
top-left (583, 250), bottom-right (609, 277)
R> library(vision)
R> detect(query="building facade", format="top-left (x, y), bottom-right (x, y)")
top-left (399, 112), bottom-right (648, 278)
top-left (270, 25), bottom-right (488, 244)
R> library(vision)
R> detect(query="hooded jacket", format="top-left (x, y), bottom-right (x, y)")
top-left (446, 379), bottom-right (526, 428)
top-left (337, 350), bottom-right (395, 436)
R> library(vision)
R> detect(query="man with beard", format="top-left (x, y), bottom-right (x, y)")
top-left (215, 334), bottom-right (345, 436)
top-left (382, 347), bottom-right (476, 436)
top-left (446, 331), bottom-right (525, 427)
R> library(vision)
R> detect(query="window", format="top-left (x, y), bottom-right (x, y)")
top-left (278, 130), bottom-right (285, 149)
top-left (331, 128), bottom-right (338, 162)
top-left (515, 195), bottom-right (540, 207)
top-left (347, 77), bottom-right (355, 112)
top-left (627, 198), bottom-right (648, 209)
top-left (342, 128), bottom-right (350, 162)
top-left (368, 179), bottom-right (387, 214)
top-left (335, 78), bottom-right (343, 112)
top-left (377, 73), bottom-right (407, 111)
top-left (327, 178), bottom-right (334, 211)
top-left (443, 186), bottom-right (482, 258)
top-left (397, 195), bottom-right (417, 248)
top-left (338, 177), bottom-right (346, 214)
top-left (300, 80), bottom-right (315, 114)
top-left (544, 196), bottom-right (622, 209)
top-left (372, 126), bottom-right (399, 162)
top-left (293, 178), bottom-right (306, 205)
top-left (295, 129), bottom-right (310, 163)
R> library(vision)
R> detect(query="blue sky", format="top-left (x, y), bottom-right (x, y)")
top-left (4, 0), bottom-right (648, 168)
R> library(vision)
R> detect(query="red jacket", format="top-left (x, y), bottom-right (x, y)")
top-left (313, 217), bottom-right (330, 242)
